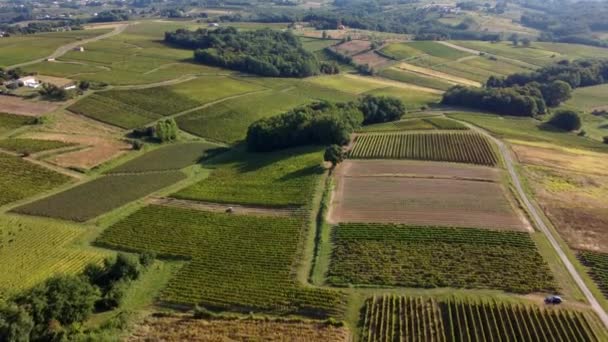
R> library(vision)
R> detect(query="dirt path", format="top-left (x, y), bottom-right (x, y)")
top-left (342, 74), bottom-right (444, 94)
top-left (8, 23), bottom-right (132, 69)
top-left (454, 117), bottom-right (608, 329)
top-left (395, 62), bottom-right (482, 87)
top-left (438, 41), bottom-right (539, 69)
top-left (148, 197), bottom-right (300, 217)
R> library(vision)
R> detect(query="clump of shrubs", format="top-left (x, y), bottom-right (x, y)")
top-left (547, 109), bottom-right (582, 131)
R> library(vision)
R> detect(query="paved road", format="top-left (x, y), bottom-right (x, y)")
top-left (8, 23), bottom-right (130, 69)
top-left (461, 120), bottom-right (608, 329)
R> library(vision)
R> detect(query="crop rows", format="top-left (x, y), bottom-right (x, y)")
top-left (0, 153), bottom-right (71, 207)
top-left (441, 299), bottom-right (603, 341)
top-left (68, 94), bottom-right (162, 129)
top-left (360, 295), bottom-right (446, 342)
top-left (173, 146), bottom-right (324, 207)
top-left (97, 205), bottom-right (345, 318)
top-left (328, 224), bottom-right (556, 293)
top-left (0, 215), bottom-right (107, 299)
top-left (0, 112), bottom-right (34, 135)
top-left (578, 251), bottom-right (608, 299)
top-left (13, 171), bottom-right (185, 221)
top-left (107, 142), bottom-right (219, 174)
top-left (423, 117), bottom-right (468, 130)
top-left (349, 132), bottom-right (498, 166)
top-left (0, 138), bottom-right (74, 155)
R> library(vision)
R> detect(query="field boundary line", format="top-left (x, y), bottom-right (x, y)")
top-left (7, 23), bottom-right (132, 69)
top-left (341, 74), bottom-right (444, 94)
top-left (148, 197), bottom-right (302, 217)
top-left (0, 148), bottom-right (84, 180)
top-left (342, 174), bottom-right (498, 183)
top-left (455, 117), bottom-right (608, 329)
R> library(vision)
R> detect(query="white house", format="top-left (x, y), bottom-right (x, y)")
top-left (18, 76), bottom-right (41, 89)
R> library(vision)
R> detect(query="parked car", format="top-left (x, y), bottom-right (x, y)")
top-left (545, 295), bottom-right (563, 305)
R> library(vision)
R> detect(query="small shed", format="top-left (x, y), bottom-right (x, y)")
top-left (73, 46), bottom-right (85, 52)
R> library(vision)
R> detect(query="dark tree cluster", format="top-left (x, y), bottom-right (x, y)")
top-left (0, 253), bottom-right (153, 341)
top-left (442, 85), bottom-right (545, 117)
top-left (246, 95), bottom-right (406, 151)
top-left (0, 21), bottom-right (83, 35)
top-left (519, 1), bottom-right (608, 48)
top-left (165, 27), bottom-right (321, 77)
top-left (246, 102), bottom-right (363, 151)
top-left (90, 10), bottom-right (130, 23)
top-left (444, 59), bottom-right (608, 117)
top-left (547, 110), bottom-right (582, 131)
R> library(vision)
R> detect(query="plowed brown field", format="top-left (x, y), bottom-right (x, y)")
top-left (329, 160), bottom-right (529, 231)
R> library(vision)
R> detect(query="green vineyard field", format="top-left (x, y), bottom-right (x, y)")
top-left (0, 154), bottom-right (72, 207)
top-left (360, 295), bottom-right (606, 342)
top-left (0, 113), bottom-right (34, 135)
top-left (578, 251), bottom-right (608, 299)
top-left (327, 224), bottom-right (556, 293)
top-left (107, 142), bottom-right (219, 174)
top-left (13, 171), bottom-right (185, 221)
top-left (173, 146), bottom-right (324, 207)
top-left (349, 132), bottom-right (498, 166)
top-left (97, 205), bottom-right (345, 317)
top-left (0, 139), bottom-right (74, 155)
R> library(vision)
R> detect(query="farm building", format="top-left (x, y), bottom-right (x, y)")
top-left (18, 76), bottom-right (41, 89)
top-left (208, 23), bottom-right (219, 27)
top-left (73, 46), bottom-right (85, 52)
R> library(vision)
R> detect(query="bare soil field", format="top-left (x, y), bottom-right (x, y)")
top-left (352, 50), bottom-right (394, 69)
top-left (129, 316), bottom-right (350, 342)
top-left (516, 143), bottom-right (608, 253)
top-left (396, 62), bottom-right (482, 87)
top-left (331, 40), bottom-right (371, 56)
top-left (37, 75), bottom-right (74, 88)
top-left (0, 95), bottom-right (60, 116)
top-left (338, 159), bottom-right (500, 181)
top-left (329, 160), bottom-right (529, 231)
top-left (20, 111), bottom-right (130, 169)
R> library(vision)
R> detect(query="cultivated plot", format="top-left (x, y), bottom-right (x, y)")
top-left (0, 154), bottom-right (72, 207)
top-left (129, 315), bottom-right (350, 341)
top-left (329, 160), bottom-right (526, 230)
top-left (348, 132), bottom-right (499, 166)
top-left (173, 146), bottom-right (324, 208)
top-left (359, 295), bottom-right (606, 342)
top-left (328, 224), bottom-right (553, 292)
top-left (98, 205), bottom-right (345, 317)
top-left (0, 215), bottom-right (108, 298)
top-left (13, 172), bottom-right (185, 222)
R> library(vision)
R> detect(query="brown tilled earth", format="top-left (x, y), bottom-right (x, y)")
top-left (329, 160), bottom-right (529, 231)
top-left (331, 40), bottom-right (371, 56)
top-left (20, 111), bottom-right (130, 170)
top-left (129, 316), bottom-right (350, 342)
top-left (352, 50), bottom-right (394, 69)
top-left (0, 95), bottom-right (60, 116)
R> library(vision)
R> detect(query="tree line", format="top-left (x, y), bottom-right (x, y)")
top-left (246, 95), bottom-right (405, 151)
top-left (165, 27), bottom-right (323, 77)
top-left (0, 253), bottom-right (154, 341)
top-left (442, 59), bottom-right (608, 117)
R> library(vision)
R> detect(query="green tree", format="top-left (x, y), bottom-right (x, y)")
top-left (0, 303), bottom-right (34, 342)
top-left (358, 95), bottom-right (406, 124)
top-left (324, 144), bottom-right (345, 168)
top-left (521, 37), bottom-right (531, 47)
top-left (548, 110), bottom-right (582, 131)
top-left (155, 118), bottom-right (178, 143)
top-left (541, 80), bottom-right (572, 107)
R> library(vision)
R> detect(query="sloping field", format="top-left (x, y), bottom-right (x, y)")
top-left (13, 172), bottom-right (185, 222)
top-left (68, 76), bottom-right (264, 129)
top-left (579, 251), bottom-right (608, 300)
top-left (0, 29), bottom-right (111, 67)
top-left (107, 142), bottom-right (218, 173)
top-left (349, 132), bottom-right (498, 166)
top-left (329, 161), bottom-right (525, 230)
top-left (0, 139), bottom-right (74, 155)
top-left (0, 154), bottom-right (72, 207)
top-left (379, 67), bottom-right (455, 90)
top-left (328, 224), bottom-right (555, 292)
top-left (0, 96), bottom-right (61, 117)
top-left (395, 62), bottom-right (482, 87)
top-left (0, 214), bottom-right (108, 299)
top-left (305, 74), bottom-right (386, 94)
top-left (97, 205), bottom-right (346, 317)
top-left (173, 146), bottom-right (323, 208)
top-left (359, 117), bottom-right (468, 132)
top-left (359, 295), bottom-right (606, 342)
top-left (129, 315), bottom-right (350, 341)
top-left (330, 40), bottom-right (371, 56)
top-left (0, 112), bottom-right (34, 135)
